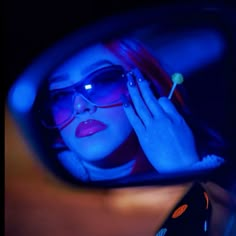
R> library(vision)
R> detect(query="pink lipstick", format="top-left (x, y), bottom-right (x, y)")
top-left (75, 119), bottom-right (107, 138)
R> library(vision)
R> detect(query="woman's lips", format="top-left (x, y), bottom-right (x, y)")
top-left (75, 119), bottom-right (107, 138)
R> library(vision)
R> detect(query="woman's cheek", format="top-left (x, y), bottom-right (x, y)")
top-left (104, 106), bottom-right (133, 131)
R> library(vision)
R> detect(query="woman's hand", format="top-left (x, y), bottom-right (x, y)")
top-left (122, 68), bottom-right (199, 173)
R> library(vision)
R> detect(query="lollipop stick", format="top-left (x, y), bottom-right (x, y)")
top-left (168, 83), bottom-right (177, 99)
top-left (168, 73), bottom-right (184, 100)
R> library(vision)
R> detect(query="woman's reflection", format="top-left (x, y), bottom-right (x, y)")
top-left (37, 38), bottom-right (225, 182)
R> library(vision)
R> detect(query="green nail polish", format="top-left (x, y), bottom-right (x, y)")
top-left (138, 76), bottom-right (144, 82)
top-left (133, 68), bottom-right (144, 82)
top-left (127, 73), bottom-right (136, 87)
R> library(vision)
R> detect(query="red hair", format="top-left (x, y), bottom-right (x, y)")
top-left (104, 38), bottom-right (185, 109)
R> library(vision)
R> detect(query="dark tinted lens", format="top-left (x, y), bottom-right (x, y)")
top-left (41, 90), bottom-right (74, 127)
top-left (40, 65), bottom-right (127, 127)
top-left (83, 66), bottom-right (127, 106)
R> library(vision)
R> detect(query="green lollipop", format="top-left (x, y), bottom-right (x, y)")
top-left (168, 73), bottom-right (184, 99)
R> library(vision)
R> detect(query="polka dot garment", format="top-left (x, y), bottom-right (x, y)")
top-left (155, 183), bottom-right (211, 236)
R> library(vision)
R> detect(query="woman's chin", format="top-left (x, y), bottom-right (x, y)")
top-left (74, 145), bottom-right (118, 163)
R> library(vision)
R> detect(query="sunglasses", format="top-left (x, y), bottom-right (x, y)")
top-left (39, 65), bottom-right (129, 128)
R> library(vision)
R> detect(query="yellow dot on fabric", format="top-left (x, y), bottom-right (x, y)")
top-left (171, 204), bottom-right (188, 218)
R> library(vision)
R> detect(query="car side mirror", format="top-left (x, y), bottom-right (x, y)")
top-left (6, 4), bottom-right (236, 189)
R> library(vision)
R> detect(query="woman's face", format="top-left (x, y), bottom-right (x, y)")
top-left (48, 44), bottom-right (133, 163)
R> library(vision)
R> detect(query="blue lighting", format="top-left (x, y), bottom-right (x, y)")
top-left (154, 29), bottom-right (225, 74)
top-left (204, 220), bottom-right (208, 232)
top-left (9, 80), bottom-right (36, 113)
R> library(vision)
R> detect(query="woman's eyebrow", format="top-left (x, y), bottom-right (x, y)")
top-left (48, 74), bottom-right (69, 84)
top-left (48, 60), bottom-right (113, 83)
top-left (80, 60), bottom-right (113, 76)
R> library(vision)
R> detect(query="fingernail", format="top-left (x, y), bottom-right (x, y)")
top-left (127, 72), bottom-right (136, 87)
top-left (133, 68), bottom-right (144, 82)
top-left (120, 94), bottom-right (130, 107)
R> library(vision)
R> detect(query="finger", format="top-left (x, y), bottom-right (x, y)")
top-left (127, 72), bottom-right (153, 124)
top-left (132, 68), bottom-right (167, 119)
top-left (120, 94), bottom-right (145, 134)
top-left (158, 97), bottom-right (183, 121)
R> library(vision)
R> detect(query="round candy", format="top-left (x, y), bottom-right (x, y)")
top-left (171, 73), bottom-right (184, 84)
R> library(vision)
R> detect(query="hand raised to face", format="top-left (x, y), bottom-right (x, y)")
top-left (121, 68), bottom-right (199, 173)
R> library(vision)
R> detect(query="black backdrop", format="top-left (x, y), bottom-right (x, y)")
top-left (3, 0), bottom-right (168, 96)
top-left (3, 0), bottom-right (234, 95)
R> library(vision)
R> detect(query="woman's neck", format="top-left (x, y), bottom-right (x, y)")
top-left (87, 132), bottom-right (141, 169)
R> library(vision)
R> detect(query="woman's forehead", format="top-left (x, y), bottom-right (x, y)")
top-left (48, 44), bottom-right (124, 90)
top-left (51, 45), bottom-right (122, 77)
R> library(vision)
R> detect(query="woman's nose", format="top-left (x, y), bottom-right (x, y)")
top-left (73, 94), bottom-right (96, 115)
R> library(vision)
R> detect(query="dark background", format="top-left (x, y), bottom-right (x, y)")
top-left (3, 0), bottom-right (234, 95)
top-left (2, 0), bottom-right (166, 96)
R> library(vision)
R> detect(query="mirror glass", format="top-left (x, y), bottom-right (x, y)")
top-left (7, 6), bottom-right (235, 188)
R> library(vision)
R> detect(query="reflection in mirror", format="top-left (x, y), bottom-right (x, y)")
top-left (7, 6), bottom-right (235, 188)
